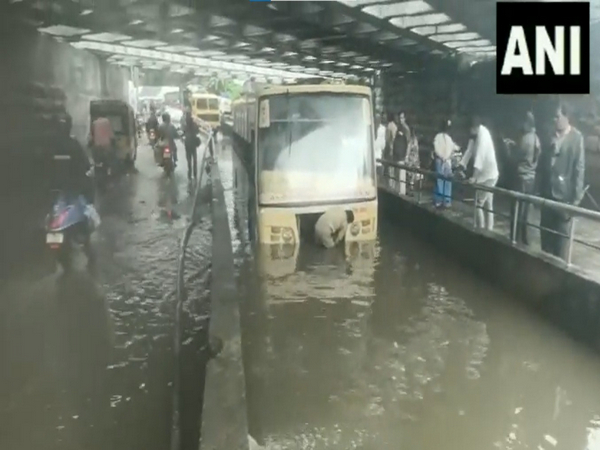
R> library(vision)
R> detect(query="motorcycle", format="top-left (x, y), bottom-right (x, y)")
top-left (148, 128), bottom-right (157, 147)
top-left (160, 144), bottom-right (175, 176)
top-left (45, 192), bottom-right (99, 272)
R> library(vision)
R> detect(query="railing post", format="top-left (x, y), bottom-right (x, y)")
top-left (510, 200), bottom-right (520, 244)
top-left (473, 188), bottom-right (478, 228)
top-left (566, 218), bottom-right (576, 266)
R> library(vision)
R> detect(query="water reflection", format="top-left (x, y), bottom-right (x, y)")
top-left (0, 146), bottom-right (212, 450)
top-left (218, 143), bottom-right (600, 450)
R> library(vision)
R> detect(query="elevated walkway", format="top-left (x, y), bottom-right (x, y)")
top-left (377, 161), bottom-right (600, 350)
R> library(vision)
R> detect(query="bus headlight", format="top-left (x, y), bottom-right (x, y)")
top-left (282, 228), bottom-right (294, 243)
top-left (350, 222), bottom-right (360, 236)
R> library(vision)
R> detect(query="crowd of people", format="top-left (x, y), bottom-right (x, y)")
top-left (376, 104), bottom-right (586, 263)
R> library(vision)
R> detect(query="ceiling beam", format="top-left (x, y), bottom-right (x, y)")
top-left (330, 1), bottom-right (451, 55)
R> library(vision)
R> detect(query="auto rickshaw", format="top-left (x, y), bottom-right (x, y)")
top-left (89, 100), bottom-right (138, 170)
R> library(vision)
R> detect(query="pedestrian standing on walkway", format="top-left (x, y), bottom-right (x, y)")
top-left (383, 112), bottom-right (398, 186)
top-left (183, 111), bottom-right (200, 179)
top-left (383, 112), bottom-right (397, 161)
top-left (389, 111), bottom-right (411, 192)
top-left (433, 119), bottom-right (459, 208)
top-left (537, 104), bottom-right (585, 261)
top-left (506, 111), bottom-right (541, 245)
top-left (460, 115), bottom-right (499, 230)
top-left (403, 117), bottom-right (420, 191)
top-left (393, 111), bottom-right (411, 162)
top-left (374, 114), bottom-right (386, 163)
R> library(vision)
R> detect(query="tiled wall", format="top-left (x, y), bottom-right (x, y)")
top-left (0, 16), bottom-right (130, 273)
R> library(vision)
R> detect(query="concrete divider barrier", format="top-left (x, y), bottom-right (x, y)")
top-left (199, 161), bottom-right (250, 450)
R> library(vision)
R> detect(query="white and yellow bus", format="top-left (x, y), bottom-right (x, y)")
top-left (232, 81), bottom-right (378, 273)
top-left (190, 92), bottom-right (221, 130)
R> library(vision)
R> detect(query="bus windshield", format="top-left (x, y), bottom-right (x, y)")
top-left (195, 98), bottom-right (220, 110)
top-left (257, 93), bottom-right (375, 205)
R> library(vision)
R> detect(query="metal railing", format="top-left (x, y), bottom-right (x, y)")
top-left (377, 158), bottom-right (600, 267)
top-left (171, 125), bottom-right (215, 450)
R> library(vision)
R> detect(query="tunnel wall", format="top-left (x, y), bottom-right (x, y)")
top-left (0, 15), bottom-right (130, 278)
top-left (379, 189), bottom-right (600, 352)
top-left (0, 17), bottom-right (129, 195)
top-left (382, 39), bottom-right (600, 196)
top-left (381, 65), bottom-right (456, 154)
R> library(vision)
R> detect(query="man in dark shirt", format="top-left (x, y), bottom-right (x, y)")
top-left (506, 111), bottom-right (541, 245)
top-left (183, 111), bottom-right (200, 179)
top-left (146, 106), bottom-right (159, 134)
top-left (536, 104), bottom-right (585, 261)
top-left (157, 112), bottom-right (179, 163)
top-left (52, 114), bottom-right (94, 204)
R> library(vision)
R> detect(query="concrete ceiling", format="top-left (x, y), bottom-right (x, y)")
top-left (7, 0), bottom-right (600, 80)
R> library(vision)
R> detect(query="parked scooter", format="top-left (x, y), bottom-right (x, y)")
top-left (45, 192), bottom-right (99, 272)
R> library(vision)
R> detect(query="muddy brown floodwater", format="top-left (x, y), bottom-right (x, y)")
top-left (4, 136), bottom-right (600, 450)
top-left (220, 143), bottom-right (600, 450)
top-left (0, 142), bottom-right (212, 450)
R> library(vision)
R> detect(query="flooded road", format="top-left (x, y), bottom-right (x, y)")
top-left (220, 144), bottom-right (600, 450)
top-left (0, 142), bottom-right (212, 450)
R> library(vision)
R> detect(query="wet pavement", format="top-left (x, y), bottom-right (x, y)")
top-left (220, 144), bottom-right (600, 450)
top-left (0, 142), bottom-right (212, 450)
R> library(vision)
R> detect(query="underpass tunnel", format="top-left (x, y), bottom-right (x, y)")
top-left (3, 0), bottom-right (600, 280)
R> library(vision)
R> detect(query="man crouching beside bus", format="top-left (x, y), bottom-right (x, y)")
top-left (314, 207), bottom-right (355, 249)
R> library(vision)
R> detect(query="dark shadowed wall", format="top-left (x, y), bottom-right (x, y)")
top-left (0, 12), bottom-right (130, 277)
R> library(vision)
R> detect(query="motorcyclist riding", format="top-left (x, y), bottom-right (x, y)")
top-left (50, 113), bottom-right (96, 267)
top-left (157, 112), bottom-right (179, 164)
top-left (146, 106), bottom-right (159, 138)
top-left (52, 113), bottom-right (95, 204)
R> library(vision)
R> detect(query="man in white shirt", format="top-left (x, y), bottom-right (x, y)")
top-left (374, 114), bottom-right (386, 163)
top-left (460, 116), bottom-right (499, 230)
top-left (314, 207), bottom-right (355, 248)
